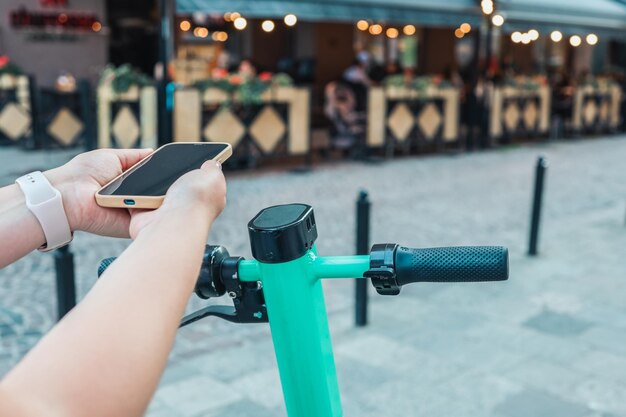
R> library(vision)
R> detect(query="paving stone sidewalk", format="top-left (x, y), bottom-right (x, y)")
top-left (1, 137), bottom-right (626, 416)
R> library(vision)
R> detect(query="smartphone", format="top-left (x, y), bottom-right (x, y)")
top-left (95, 142), bottom-right (232, 209)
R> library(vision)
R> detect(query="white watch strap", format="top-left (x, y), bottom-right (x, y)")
top-left (16, 171), bottom-right (73, 252)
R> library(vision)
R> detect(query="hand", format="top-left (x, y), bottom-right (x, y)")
top-left (45, 148), bottom-right (153, 238)
top-left (128, 160), bottom-right (226, 239)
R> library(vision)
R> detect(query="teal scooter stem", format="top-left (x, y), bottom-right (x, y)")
top-left (98, 203), bottom-right (508, 417)
top-left (253, 248), bottom-right (344, 417)
top-left (238, 254), bottom-right (375, 416)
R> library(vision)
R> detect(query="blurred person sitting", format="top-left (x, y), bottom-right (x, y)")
top-left (342, 51), bottom-right (372, 87)
top-left (237, 58), bottom-right (258, 80)
top-left (324, 80), bottom-right (366, 155)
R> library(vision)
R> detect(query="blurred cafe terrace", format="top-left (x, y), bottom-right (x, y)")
top-left (1, 0), bottom-right (626, 168)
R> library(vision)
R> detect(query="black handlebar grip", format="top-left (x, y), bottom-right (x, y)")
top-left (98, 257), bottom-right (117, 278)
top-left (394, 246), bottom-right (508, 285)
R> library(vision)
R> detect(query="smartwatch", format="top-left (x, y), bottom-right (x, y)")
top-left (16, 171), bottom-right (73, 252)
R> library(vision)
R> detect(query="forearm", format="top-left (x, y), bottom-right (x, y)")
top-left (0, 183), bottom-right (46, 268)
top-left (0, 206), bottom-right (212, 417)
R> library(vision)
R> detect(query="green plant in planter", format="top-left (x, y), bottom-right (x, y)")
top-left (195, 72), bottom-right (293, 108)
top-left (239, 78), bottom-right (270, 106)
top-left (413, 76), bottom-right (433, 92)
top-left (99, 64), bottom-right (152, 94)
top-left (382, 74), bottom-right (406, 88)
top-left (0, 56), bottom-right (23, 76)
top-left (271, 73), bottom-right (294, 87)
top-left (194, 77), bottom-right (238, 95)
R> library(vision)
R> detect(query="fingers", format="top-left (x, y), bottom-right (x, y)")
top-left (201, 159), bottom-right (222, 171)
top-left (162, 161), bottom-right (226, 216)
top-left (109, 148), bottom-right (154, 171)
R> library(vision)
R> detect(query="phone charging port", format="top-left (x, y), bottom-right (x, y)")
top-left (124, 199), bottom-right (136, 206)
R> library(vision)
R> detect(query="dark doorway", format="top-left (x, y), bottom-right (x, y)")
top-left (106, 0), bottom-right (158, 75)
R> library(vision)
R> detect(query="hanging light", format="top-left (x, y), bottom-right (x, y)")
top-left (454, 28), bottom-right (464, 38)
top-left (511, 31), bottom-right (522, 43)
top-left (570, 35), bottom-right (582, 47)
top-left (369, 24), bottom-right (383, 35)
top-left (403, 24), bottom-right (416, 36)
top-left (586, 33), bottom-right (598, 45)
top-left (233, 17), bottom-right (247, 30)
top-left (386, 28), bottom-right (399, 39)
top-left (357, 20), bottom-right (369, 31)
top-left (262, 20), bottom-right (275, 32)
top-left (179, 20), bottom-right (191, 32)
top-left (284, 14), bottom-right (297, 26)
top-left (481, 0), bottom-right (494, 15)
top-left (92, 21), bottom-right (102, 32)
top-left (460, 23), bottom-right (471, 33)
top-left (492, 14), bottom-right (504, 27)
top-left (528, 29), bottom-right (539, 41)
top-left (550, 30), bottom-right (562, 42)
top-left (193, 27), bottom-right (209, 38)
top-left (521, 33), bottom-right (531, 44)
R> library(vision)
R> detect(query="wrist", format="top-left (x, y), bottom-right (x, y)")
top-left (43, 167), bottom-right (81, 232)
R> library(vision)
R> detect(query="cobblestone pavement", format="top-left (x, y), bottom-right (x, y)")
top-left (2, 137), bottom-right (626, 417)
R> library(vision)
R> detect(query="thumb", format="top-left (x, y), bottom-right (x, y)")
top-left (201, 160), bottom-right (222, 171)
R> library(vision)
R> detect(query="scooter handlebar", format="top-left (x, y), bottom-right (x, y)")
top-left (395, 246), bottom-right (509, 285)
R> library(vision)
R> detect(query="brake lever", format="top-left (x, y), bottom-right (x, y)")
top-left (180, 305), bottom-right (238, 327)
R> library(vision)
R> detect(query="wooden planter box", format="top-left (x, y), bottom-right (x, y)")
top-left (572, 84), bottom-right (622, 134)
top-left (97, 84), bottom-right (157, 149)
top-left (489, 85), bottom-right (550, 144)
top-left (367, 85), bottom-right (460, 151)
top-left (0, 74), bottom-right (35, 148)
top-left (173, 86), bottom-right (310, 164)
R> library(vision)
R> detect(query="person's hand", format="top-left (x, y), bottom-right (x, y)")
top-left (128, 160), bottom-right (226, 240)
top-left (45, 148), bottom-right (153, 238)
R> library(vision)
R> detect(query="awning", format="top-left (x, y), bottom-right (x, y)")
top-left (498, 0), bottom-right (626, 35)
top-left (176, 0), bottom-right (482, 27)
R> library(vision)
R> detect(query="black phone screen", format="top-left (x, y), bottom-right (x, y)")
top-left (99, 143), bottom-right (228, 197)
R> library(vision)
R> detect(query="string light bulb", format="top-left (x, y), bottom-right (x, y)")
top-left (492, 14), bottom-right (504, 26)
top-left (357, 20), bottom-right (369, 31)
top-left (179, 20), bottom-right (191, 31)
top-left (550, 30), bottom-right (562, 42)
top-left (386, 28), bottom-right (399, 39)
top-left (369, 24), bottom-right (382, 35)
top-left (284, 14), bottom-right (297, 26)
top-left (233, 17), bottom-right (247, 30)
top-left (262, 20), bottom-right (275, 32)
top-left (570, 35), bottom-right (582, 47)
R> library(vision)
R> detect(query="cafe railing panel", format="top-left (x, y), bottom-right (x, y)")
top-left (173, 86), bottom-right (310, 166)
top-left (97, 84), bottom-right (157, 149)
top-left (0, 74), bottom-right (36, 148)
top-left (489, 85), bottom-right (550, 145)
top-left (38, 80), bottom-right (94, 149)
top-left (572, 84), bottom-right (622, 135)
top-left (367, 86), bottom-right (461, 154)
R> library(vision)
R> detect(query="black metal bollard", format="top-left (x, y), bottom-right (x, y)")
top-left (355, 190), bottom-right (370, 327)
top-left (528, 156), bottom-right (548, 256)
top-left (54, 245), bottom-right (76, 320)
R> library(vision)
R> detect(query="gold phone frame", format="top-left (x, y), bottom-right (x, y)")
top-left (95, 142), bottom-right (232, 209)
